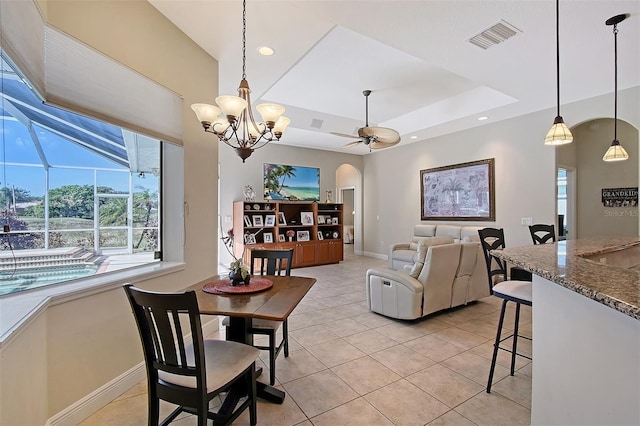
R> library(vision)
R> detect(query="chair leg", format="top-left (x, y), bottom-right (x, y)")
top-left (269, 331), bottom-right (276, 386)
top-left (147, 388), bottom-right (159, 426)
top-left (249, 363), bottom-right (257, 426)
top-left (510, 302), bottom-right (521, 376)
top-left (283, 319), bottom-right (289, 358)
top-left (487, 298), bottom-right (508, 393)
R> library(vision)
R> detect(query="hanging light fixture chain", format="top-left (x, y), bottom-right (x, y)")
top-left (242, 0), bottom-right (247, 79)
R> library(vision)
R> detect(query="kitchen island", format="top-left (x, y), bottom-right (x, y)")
top-left (493, 236), bottom-right (640, 426)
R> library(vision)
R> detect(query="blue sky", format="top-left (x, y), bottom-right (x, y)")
top-left (1, 120), bottom-right (157, 197)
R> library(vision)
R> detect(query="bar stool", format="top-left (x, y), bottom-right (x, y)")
top-left (478, 228), bottom-right (532, 393)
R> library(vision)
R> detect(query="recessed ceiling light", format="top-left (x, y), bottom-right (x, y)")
top-left (257, 46), bottom-right (274, 56)
top-left (410, 135), bottom-right (418, 139)
top-left (478, 116), bottom-right (489, 121)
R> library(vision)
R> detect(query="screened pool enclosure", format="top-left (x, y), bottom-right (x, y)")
top-left (0, 53), bottom-right (161, 295)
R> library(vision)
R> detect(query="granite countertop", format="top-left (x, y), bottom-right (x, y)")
top-left (492, 236), bottom-right (640, 321)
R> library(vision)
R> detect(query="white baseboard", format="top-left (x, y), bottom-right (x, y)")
top-left (361, 251), bottom-right (387, 261)
top-left (46, 363), bottom-right (146, 426)
top-left (46, 317), bottom-right (219, 426)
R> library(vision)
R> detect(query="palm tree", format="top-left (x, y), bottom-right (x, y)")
top-left (276, 165), bottom-right (296, 192)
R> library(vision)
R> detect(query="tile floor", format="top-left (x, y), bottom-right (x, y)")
top-left (80, 246), bottom-right (532, 426)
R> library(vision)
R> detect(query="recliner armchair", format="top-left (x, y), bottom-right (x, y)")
top-left (368, 239), bottom-right (489, 320)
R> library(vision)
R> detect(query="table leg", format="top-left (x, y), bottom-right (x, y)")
top-left (226, 316), bottom-right (285, 404)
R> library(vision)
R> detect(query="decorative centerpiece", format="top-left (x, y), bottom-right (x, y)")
top-left (221, 228), bottom-right (251, 285)
top-left (244, 185), bottom-right (256, 202)
top-left (286, 229), bottom-right (295, 242)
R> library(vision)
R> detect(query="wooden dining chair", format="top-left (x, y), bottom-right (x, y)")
top-left (124, 284), bottom-right (260, 426)
top-left (478, 228), bottom-right (532, 393)
top-left (529, 224), bottom-right (556, 245)
top-left (223, 248), bottom-right (294, 385)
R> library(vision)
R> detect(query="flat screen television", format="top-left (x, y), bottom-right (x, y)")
top-left (263, 163), bottom-right (320, 201)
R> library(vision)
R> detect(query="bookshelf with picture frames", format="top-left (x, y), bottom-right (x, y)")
top-left (232, 201), bottom-right (343, 268)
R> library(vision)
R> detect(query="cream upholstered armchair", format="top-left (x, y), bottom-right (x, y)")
top-left (368, 238), bottom-right (489, 320)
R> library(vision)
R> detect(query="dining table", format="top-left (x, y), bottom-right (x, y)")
top-left (184, 274), bottom-right (316, 406)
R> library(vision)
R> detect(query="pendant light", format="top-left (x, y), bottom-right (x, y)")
top-left (602, 14), bottom-right (630, 162)
top-left (191, 0), bottom-right (290, 162)
top-left (544, 0), bottom-right (573, 145)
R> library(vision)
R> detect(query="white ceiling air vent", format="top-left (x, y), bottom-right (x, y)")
top-left (468, 20), bottom-right (521, 50)
top-left (310, 118), bottom-right (324, 129)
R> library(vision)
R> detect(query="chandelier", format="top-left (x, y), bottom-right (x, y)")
top-left (191, 0), bottom-right (290, 162)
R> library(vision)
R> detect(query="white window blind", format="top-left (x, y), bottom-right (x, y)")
top-left (44, 26), bottom-right (183, 146)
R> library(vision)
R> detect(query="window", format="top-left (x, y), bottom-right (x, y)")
top-left (1, 52), bottom-right (162, 295)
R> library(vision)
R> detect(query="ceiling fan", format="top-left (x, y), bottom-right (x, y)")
top-left (331, 90), bottom-right (401, 150)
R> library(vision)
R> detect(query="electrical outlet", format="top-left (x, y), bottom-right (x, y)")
top-left (521, 217), bottom-right (533, 226)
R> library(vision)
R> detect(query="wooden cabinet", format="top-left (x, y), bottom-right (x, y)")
top-left (233, 201), bottom-right (343, 268)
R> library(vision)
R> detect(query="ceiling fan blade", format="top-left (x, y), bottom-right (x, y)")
top-left (330, 131), bottom-right (360, 139)
top-left (364, 127), bottom-right (401, 144)
top-left (343, 140), bottom-right (363, 148)
top-left (369, 139), bottom-right (400, 149)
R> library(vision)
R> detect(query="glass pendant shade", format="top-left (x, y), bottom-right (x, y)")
top-left (544, 116), bottom-right (573, 145)
top-left (273, 116), bottom-right (291, 136)
top-left (191, 103), bottom-right (222, 125)
top-left (256, 103), bottom-right (285, 126)
top-left (215, 95), bottom-right (248, 119)
top-left (603, 140), bottom-right (629, 162)
top-left (248, 122), bottom-right (266, 139)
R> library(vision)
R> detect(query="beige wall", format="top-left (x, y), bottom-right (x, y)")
top-left (0, 0), bottom-right (219, 424)
top-left (567, 119), bottom-right (638, 238)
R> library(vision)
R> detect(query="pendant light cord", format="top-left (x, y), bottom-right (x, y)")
top-left (613, 23), bottom-right (618, 141)
top-left (555, 0), bottom-right (560, 117)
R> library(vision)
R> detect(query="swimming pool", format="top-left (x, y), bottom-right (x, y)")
top-left (0, 265), bottom-right (98, 295)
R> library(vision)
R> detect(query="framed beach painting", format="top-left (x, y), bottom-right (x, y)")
top-left (263, 163), bottom-right (320, 201)
top-left (420, 158), bottom-right (495, 221)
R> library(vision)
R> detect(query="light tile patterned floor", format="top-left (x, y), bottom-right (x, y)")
top-left (80, 246), bottom-right (532, 426)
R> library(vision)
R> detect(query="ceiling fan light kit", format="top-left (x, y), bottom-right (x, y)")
top-left (602, 13), bottom-right (630, 162)
top-left (190, 0), bottom-right (290, 162)
top-left (545, 0), bottom-right (573, 146)
top-left (333, 90), bottom-right (400, 150)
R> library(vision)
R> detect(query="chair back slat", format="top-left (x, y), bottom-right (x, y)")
top-left (529, 224), bottom-right (556, 245)
top-left (124, 285), bottom-right (205, 383)
top-left (250, 249), bottom-right (293, 276)
top-left (478, 228), bottom-right (509, 293)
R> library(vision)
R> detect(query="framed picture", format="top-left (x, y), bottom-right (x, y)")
top-left (244, 233), bottom-right (256, 245)
top-left (264, 163), bottom-right (320, 201)
top-left (252, 215), bottom-right (263, 226)
top-left (278, 212), bottom-right (287, 225)
top-left (265, 214), bottom-right (276, 226)
top-left (300, 211), bottom-right (314, 225)
top-left (297, 230), bottom-right (310, 241)
top-left (264, 232), bottom-right (273, 243)
top-left (244, 215), bottom-right (251, 227)
top-left (317, 231), bottom-right (323, 240)
top-left (278, 234), bottom-right (285, 242)
top-left (331, 217), bottom-right (339, 225)
top-left (420, 158), bottom-right (495, 221)
top-left (317, 215), bottom-right (325, 224)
